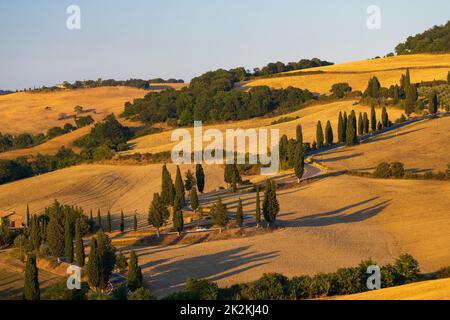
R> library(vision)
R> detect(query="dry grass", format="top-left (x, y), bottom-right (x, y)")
top-left (334, 278), bottom-right (450, 300)
top-left (314, 116), bottom-right (450, 172)
top-left (0, 86), bottom-right (147, 134)
top-left (126, 100), bottom-right (404, 154)
top-left (246, 54), bottom-right (450, 94)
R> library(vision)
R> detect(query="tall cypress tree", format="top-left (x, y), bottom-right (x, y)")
top-left (97, 209), bottom-right (102, 231)
top-left (74, 220), bottom-right (85, 267)
top-left (148, 193), bottom-right (169, 238)
top-left (29, 216), bottom-right (40, 252)
top-left (26, 204), bottom-right (30, 227)
top-left (64, 216), bottom-right (74, 263)
top-left (96, 230), bottom-right (116, 290)
top-left (346, 111), bottom-right (358, 146)
top-left (262, 180), bottom-right (280, 226)
top-left (195, 164), bottom-right (205, 193)
top-left (23, 255), bottom-right (40, 300)
top-left (133, 213), bottom-right (138, 232)
top-left (429, 93), bottom-right (438, 114)
top-left (89, 209), bottom-right (94, 233)
top-left (120, 210), bottom-right (125, 233)
top-left (161, 164), bottom-right (175, 206)
top-left (173, 210), bottom-right (184, 236)
top-left (47, 201), bottom-right (65, 258)
top-left (371, 105), bottom-right (377, 132)
top-left (325, 120), bottom-right (333, 146)
top-left (106, 211), bottom-right (112, 233)
top-left (338, 112), bottom-right (345, 143)
top-left (255, 187), bottom-right (261, 228)
top-left (296, 124), bottom-right (303, 147)
top-left (174, 166), bottom-right (185, 211)
top-left (358, 113), bottom-right (364, 135)
top-left (127, 251), bottom-right (142, 292)
top-left (190, 187), bottom-right (199, 213)
top-left (86, 238), bottom-right (101, 289)
top-left (293, 143), bottom-right (304, 183)
top-left (382, 107), bottom-right (389, 127)
top-left (236, 199), bottom-right (243, 228)
top-left (231, 169), bottom-right (238, 193)
top-left (363, 112), bottom-right (369, 134)
top-left (316, 121), bottom-right (324, 149)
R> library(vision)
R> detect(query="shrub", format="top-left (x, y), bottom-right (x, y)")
top-left (394, 254), bottom-right (421, 284)
top-left (390, 162), bottom-right (405, 178)
top-left (373, 162), bottom-right (391, 178)
top-left (381, 264), bottom-right (399, 288)
top-left (184, 278), bottom-right (219, 300)
top-left (112, 285), bottom-right (129, 300)
top-left (309, 273), bottom-right (334, 298)
top-left (128, 287), bottom-right (155, 300)
top-left (42, 280), bottom-right (89, 300)
top-left (436, 267), bottom-right (450, 279)
top-left (290, 275), bottom-right (312, 299)
top-left (240, 273), bottom-right (291, 300)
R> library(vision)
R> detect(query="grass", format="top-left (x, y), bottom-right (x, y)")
top-left (245, 53), bottom-right (450, 94)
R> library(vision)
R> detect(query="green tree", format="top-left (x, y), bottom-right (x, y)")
top-left (119, 210), bottom-right (125, 233)
top-left (325, 121), bottom-right (333, 146)
top-left (343, 111), bottom-right (348, 140)
top-left (231, 168), bottom-right (238, 193)
top-left (255, 187), bottom-right (261, 228)
top-left (87, 238), bottom-right (101, 290)
top-left (96, 209), bottom-right (102, 231)
top-left (127, 251), bottom-right (143, 292)
top-left (236, 199), bottom-right (243, 228)
top-left (381, 107), bottom-right (389, 128)
top-left (106, 211), bottom-right (112, 233)
top-left (346, 111), bottom-right (358, 146)
top-left (195, 164), bottom-right (205, 193)
top-left (296, 124), bottom-right (303, 147)
top-left (23, 255), bottom-right (40, 300)
top-left (148, 193), bottom-right (169, 238)
top-left (210, 198), bottom-right (229, 233)
top-left (29, 216), bottom-right (40, 252)
top-left (174, 166), bottom-right (185, 211)
top-left (173, 210), bottom-right (184, 236)
top-left (330, 82), bottom-right (352, 98)
top-left (184, 170), bottom-right (196, 191)
top-left (429, 93), bottom-right (438, 114)
top-left (64, 216), bottom-right (74, 263)
top-left (316, 121), bottom-right (324, 149)
top-left (190, 187), bottom-right (199, 213)
top-left (370, 105), bottom-right (377, 132)
top-left (338, 112), bottom-right (345, 143)
top-left (89, 209), bottom-right (94, 233)
top-left (262, 180), bottom-right (280, 226)
top-left (133, 213), bottom-right (138, 232)
top-left (26, 204), bottom-right (30, 227)
top-left (96, 230), bottom-right (116, 290)
top-left (161, 164), bottom-right (175, 206)
top-left (47, 201), bottom-right (65, 258)
top-left (358, 113), bottom-right (364, 135)
top-left (363, 112), bottom-right (369, 134)
top-left (293, 143), bottom-right (304, 183)
top-left (75, 220), bottom-right (85, 267)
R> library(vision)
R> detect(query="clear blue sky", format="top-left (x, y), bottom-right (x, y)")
top-left (0, 0), bottom-right (449, 90)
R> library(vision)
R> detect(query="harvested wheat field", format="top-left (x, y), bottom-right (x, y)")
top-left (246, 54), bottom-right (450, 94)
top-left (0, 86), bottom-right (147, 134)
top-left (334, 278), bottom-right (450, 300)
top-left (130, 174), bottom-right (450, 297)
top-left (0, 163), bottom-right (226, 221)
top-left (125, 100), bottom-right (404, 155)
top-left (314, 116), bottom-right (450, 172)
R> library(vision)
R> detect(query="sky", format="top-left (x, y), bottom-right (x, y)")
top-left (0, 0), bottom-right (449, 90)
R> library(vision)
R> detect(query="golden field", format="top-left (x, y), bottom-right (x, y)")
top-left (334, 278), bottom-right (450, 300)
top-left (0, 86), bottom-right (147, 134)
top-left (125, 100), bottom-right (404, 155)
top-left (314, 116), bottom-right (450, 172)
top-left (245, 54), bottom-right (450, 94)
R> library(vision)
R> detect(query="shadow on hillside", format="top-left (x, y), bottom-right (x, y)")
top-left (316, 153), bottom-right (364, 163)
top-left (279, 197), bottom-right (390, 228)
top-left (365, 128), bottom-right (424, 144)
top-left (141, 245), bottom-right (279, 296)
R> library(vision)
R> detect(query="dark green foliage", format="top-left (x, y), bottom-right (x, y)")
top-left (96, 230), bottom-right (117, 290)
top-left (189, 187), bottom-right (199, 212)
top-left (75, 115), bottom-right (94, 128)
top-left (395, 21), bottom-right (450, 54)
top-left (428, 93), bottom-right (438, 114)
top-left (262, 180), bottom-right (279, 225)
top-left (405, 83), bottom-right (418, 115)
top-left (74, 220), bottom-right (85, 267)
top-left (161, 164), bottom-right (175, 206)
top-left (381, 107), bottom-right (389, 128)
top-left (26, 204), bottom-right (30, 227)
top-left (23, 255), bottom-right (40, 300)
top-left (174, 166), bottom-right (185, 211)
top-left (148, 193), bottom-right (169, 237)
top-left (255, 187), bottom-right (261, 227)
top-left (47, 201), bottom-right (66, 258)
top-left (254, 58), bottom-right (333, 77)
top-left (184, 170), bottom-right (196, 191)
top-left (296, 124), bottom-right (303, 146)
top-left (370, 105), bottom-right (377, 132)
top-left (128, 287), bottom-right (155, 300)
top-left (173, 210), bottom-right (184, 235)
top-left (96, 209), bottom-right (102, 231)
top-left (134, 213), bottom-right (138, 232)
top-left (86, 238), bottom-right (101, 289)
top-left (338, 112), bottom-right (345, 143)
top-left (29, 216), bottom-right (41, 252)
top-left (363, 112), bottom-right (369, 134)
top-left (64, 216), bottom-right (74, 263)
top-left (390, 162), bottom-right (405, 178)
top-left (325, 120), bottom-right (333, 146)
top-left (240, 273), bottom-right (291, 300)
top-left (394, 254), bottom-right (420, 284)
top-left (293, 143), bottom-right (304, 182)
top-left (127, 251), bottom-right (143, 292)
top-left (106, 211), bottom-right (112, 233)
top-left (164, 278), bottom-right (219, 300)
top-left (119, 210), bottom-right (125, 233)
top-left (41, 279), bottom-right (89, 300)
top-left (346, 111), bottom-right (358, 146)
top-left (115, 250), bottom-right (128, 273)
top-left (330, 82), bottom-right (352, 98)
top-left (224, 164), bottom-right (241, 187)
top-left (236, 199), bottom-right (243, 227)
top-left (373, 162), bottom-right (392, 178)
top-left (364, 77), bottom-right (381, 98)
top-left (195, 164), bottom-right (205, 193)
top-left (436, 266), bottom-right (450, 279)
top-left (358, 113), bottom-right (364, 135)
top-left (210, 198), bottom-right (229, 232)
top-left (316, 121), bottom-right (324, 149)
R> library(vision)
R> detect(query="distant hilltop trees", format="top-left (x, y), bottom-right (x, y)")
top-left (395, 20), bottom-right (450, 54)
top-left (252, 58), bottom-right (334, 77)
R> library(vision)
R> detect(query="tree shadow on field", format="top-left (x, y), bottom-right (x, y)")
top-left (141, 245), bottom-right (279, 296)
top-left (365, 128), bottom-right (424, 144)
top-left (316, 153), bottom-right (364, 163)
top-left (279, 197), bottom-right (390, 228)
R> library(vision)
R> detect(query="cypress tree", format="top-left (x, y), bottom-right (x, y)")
top-left (64, 216), bottom-right (74, 263)
top-left (173, 210), bottom-right (184, 236)
top-left (195, 164), bottom-right (205, 193)
top-left (224, 164), bottom-right (233, 187)
top-left (75, 220), bottom-right (85, 267)
top-left (190, 187), bottom-right (199, 213)
top-left (363, 112), bottom-right (369, 134)
top-left (174, 166), bottom-right (185, 211)
top-left (23, 255), bottom-right (40, 300)
top-left (26, 204), bottom-right (30, 227)
top-left (255, 187), bottom-right (261, 228)
top-left (231, 169), bottom-right (238, 193)
top-left (148, 193), bottom-right (169, 238)
top-left (127, 251), bottom-right (142, 292)
top-left (161, 164), bottom-right (175, 206)
top-left (96, 230), bottom-right (116, 290)
top-left (343, 112), bottom-right (348, 140)
top-left (106, 211), bottom-right (112, 233)
top-left (120, 210), bottom-right (125, 233)
top-left (346, 111), bottom-right (358, 146)
top-left (371, 105), bottom-right (377, 132)
top-left (89, 209), bottom-right (94, 233)
top-left (338, 112), bottom-right (345, 143)
top-left (236, 199), bottom-right (243, 228)
top-left (47, 201), bottom-right (65, 258)
top-left (358, 113), bottom-right (364, 135)
top-left (293, 143), bottom-right (304, 183)
top-left (262, 180), bottom-right (280, 226)
top-left (210, 198), bottom-right (229, 233)
top-left (429, 93), bottom-right (438, 114)
top-left (86, 238), bottom-right (101, 289)
top-left (133, 213), bottom-right (138, 232)
top-left (296, 124), bottom-right (303, 146)
top-left (97, 209), bottom-right (102, 231)
top-left (325, 120), bottom-right (333, 146)
top-left (29, 216), bottom-right (40, 252)
top-left (382, 107), bottom-right (389, 127)
top-left (448, 71), bottom-right (450, 84)
top-left (316, 121), bottom-right (324, 149)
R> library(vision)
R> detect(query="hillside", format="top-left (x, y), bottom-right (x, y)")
top-left (245, 54), bottom-right (450, 94)
top-left (396, 21), bottom-right (450, 55)
top-left (334, 278), bottom-right (450, 300)
top-left (0, 86), bottom-right (148, 134)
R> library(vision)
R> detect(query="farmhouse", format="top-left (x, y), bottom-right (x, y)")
top-left (0, 212), bottom-right (23, 229)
